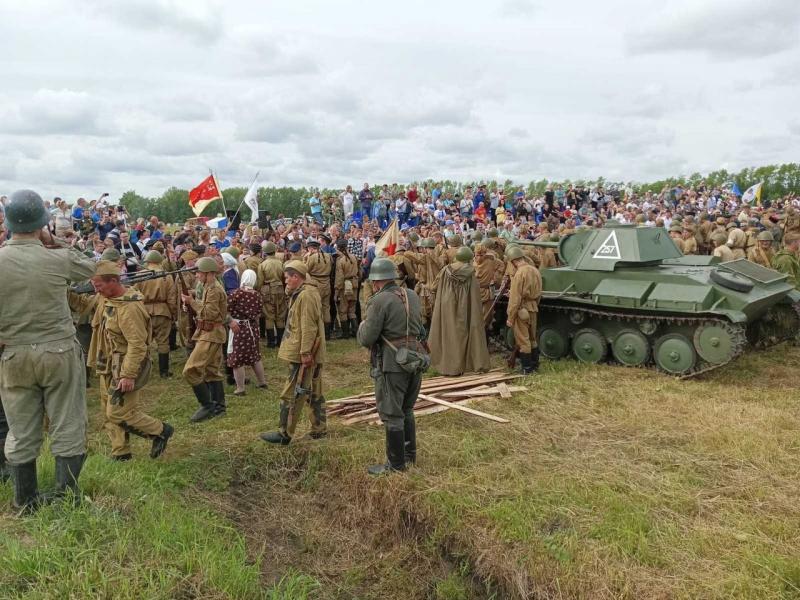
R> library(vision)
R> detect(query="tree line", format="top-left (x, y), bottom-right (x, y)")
top-left (118, 163), bottom-right (800, 222)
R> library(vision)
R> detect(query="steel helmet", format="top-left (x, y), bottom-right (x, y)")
top-left (471, 231), bottom-right (483, 242)
top-left (263, 241), bottom-right (277, 254)
top-left (455, 246), bottom-right (474, 263)
top-left (5, 189), bottom-right (49, 233)
top-left (100, 248), bottom-right (122, 261)
top-left (145, 250), bottom-right (163, 263)
top-left (197, 257), bottom-right (219, 273)
top-left (505, 245), bottom-right (524, 260)
top-left (757, 230), bottom-right (774, 242)
top-left (408, 232), bottom-right (420, 243)
top-left (368, 258), bottom-right (398, 281)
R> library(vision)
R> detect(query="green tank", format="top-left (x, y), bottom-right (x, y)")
top-left (513, 223), bottom-right (800, 376)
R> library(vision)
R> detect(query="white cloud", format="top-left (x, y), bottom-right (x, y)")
top-left (2, 89), bottom-right (114, 136)
top-left (499, 0), bottom-right (536, 18)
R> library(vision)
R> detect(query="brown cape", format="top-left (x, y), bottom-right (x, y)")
top-left (429, 262), bottom-right (490, 376)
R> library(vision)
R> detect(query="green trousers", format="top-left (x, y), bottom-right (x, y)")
top-left (0, 338), bottom-right (87, 464)
top-left (375, 371), bottom-right (422, 431)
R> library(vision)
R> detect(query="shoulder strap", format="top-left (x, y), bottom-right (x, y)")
top-left (380, 287), bottom-right (411, 350)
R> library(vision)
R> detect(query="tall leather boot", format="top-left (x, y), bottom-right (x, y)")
top-left (340, 320), bottom-right (350, 339)
top-left (209, 381), bottom-right (226, 416)
top-left (520, 352), bottom-right (534, 375)
top-left (266, 329), bottom-right (276, 348)
top-left (54, 454), bottom-right (85, 500)
top-left (349, 319), bottom-right (358, 338)
top-left (0, 446), bottom-right (10, 483)
top-left (530, 348), bottom-right (540, 372)
top-left (403, 414), bottom-right (417, 465)
top-left (259, 317), bottom-right (266, 339)
top-left (276, 327), bottom-right (285, 346)
top-left (85, 365), bottom-right (92, 388)
top-left (169, 326), bottom-right (178, 351)
top-left (324, 323), bottom-right (332, 339)
top-left (150, 422), bottom-right (174, 459)
top-left (10, 460), bottom-right (39, 511)
top-left (260, 404), bottom-right (291, 445)
top-left (190, 383), bottom-right (215, 422)
top-left (368, 429), bottom-right (407, 475)
top-left (158, 353), bottom-right (172, 378)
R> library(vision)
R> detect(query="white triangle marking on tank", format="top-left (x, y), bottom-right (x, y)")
top-left (593, 230), bottom-right (621, 260)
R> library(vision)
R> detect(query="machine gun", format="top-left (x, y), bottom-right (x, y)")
top-left (71, 267), bottom-right (199, 295)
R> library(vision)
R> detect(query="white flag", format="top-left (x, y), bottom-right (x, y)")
top-left (243, 173), bottom-right (259, 223)
top-left (741, 181), bottom-right (763, 206)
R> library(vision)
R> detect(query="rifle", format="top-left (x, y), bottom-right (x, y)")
top-left (294, 335), bottom-right (323, 397)
top-left (176, 270), bottom-right (198, 340)
top-left (483, 276), bottom-right (509, 328)
top-left (71, 267), bottom-right (199, 295)
top-left (507, 346), bottom-right (520, 369)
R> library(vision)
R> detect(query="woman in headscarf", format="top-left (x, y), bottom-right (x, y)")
top-left (221, 252), bottom-right (240, 294)
top-left (226, 269), bottom-right (267, 395)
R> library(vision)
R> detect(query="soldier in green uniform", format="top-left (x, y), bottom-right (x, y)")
top-left (0, 189), bottom-right (96, 510)
top-left (357, 258), bottom-right (429, 475)
top-left (772, 232), bottom-right (800, 288)
top-left (181, 257), bottom-right (228, 422)
top-left (260, 260), bottom-right (327, 445)
top-left (81, 261), bottom-right (174, 461)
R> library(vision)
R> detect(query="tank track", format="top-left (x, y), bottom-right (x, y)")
top-left (542, 302), bottom-right (748, 380)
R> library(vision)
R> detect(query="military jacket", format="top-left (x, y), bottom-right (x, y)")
top-left (134, 265), bottom-right (178, 319)
top-left (334, 254), bottom-right (359, 294)
top-left (772, 250), bottom-right (800, 288)
top-left (189, 279), bottom-right (227, 343)
top-left (507, 263), bottom-right (542, 324)
top-left (278, 282), bottom-right (326, 364)
top-left (91, 289), bottom-right (151, 379)
top-left (357, 282), bottom-right (426, 373)
top-left (0, 238), bottom-right (96, 345)
top-left (305, 251), bottom-right (332, 280)
top-left (257, 256), bottom-right (284, 291)
top-left (747, 246), bottom-right (773, 269)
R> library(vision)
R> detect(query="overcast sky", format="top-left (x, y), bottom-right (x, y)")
top-left (0, 0), bottom-right (798, 198)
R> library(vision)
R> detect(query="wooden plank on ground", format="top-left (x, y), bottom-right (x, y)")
top-left (417, 394), bottom-right (509, 423)
top-left (497, 382), bottom-right (512, 398)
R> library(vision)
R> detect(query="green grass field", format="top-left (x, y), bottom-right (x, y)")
top-left (2, 338), bottom-right (800, 599)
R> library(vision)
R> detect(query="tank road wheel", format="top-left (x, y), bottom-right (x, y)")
top-left (611, 330), bottom-right (650, 367)
top-left (538, 327), bottom-right (568, 359)
top-left (571, 328), bottom-right (607, 364)
top-left (654, 334), bottom-right (696, 375)
top-left (693, 321), bottom-right (745, 365)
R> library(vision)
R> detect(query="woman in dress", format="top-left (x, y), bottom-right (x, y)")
top-left (226, 269), bottom-right (267, 395)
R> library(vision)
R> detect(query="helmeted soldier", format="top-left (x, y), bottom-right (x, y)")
top-left (257, 241), bottom-right (287, 347)
top-left (772, 232), bottom-right (800, 288)
top-left (304, 239), bottom-right (333, 337)
top-left (260, 260), bottom-right (327, 445)
top-left (357, 258), bottom-right (429, 475)
top-left (0, 189), bottom-right (96, 511)
top-left (747, 230), bottom-right (775, 268)
top-left (134, 250), bottom-right (178, 378)
top-left (505, 245), bottom-right (543, 374)
top-left (334, 238), bottom-right (359, 337)
top-left (181, 257), bottom-right (228, 422)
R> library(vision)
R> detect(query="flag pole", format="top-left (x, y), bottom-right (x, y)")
top-left (230, 171), bottom-right (260, 224)
top-left (211, 169), bottom-right (226, 215)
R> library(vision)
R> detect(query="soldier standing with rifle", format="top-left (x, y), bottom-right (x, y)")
top-left (134, 250), bottom-right (178, 378)
top-left (181, 257), bottom-right (228, 423)
top-left (505, 245), bottom-right (542, 374)
top-left (0, 189), bottom-right (96, 511)
top-left (357, 258), bottom-right (429, 475)
top-left (334, 238), bottom-right (359, 337)
top-left (260, 260), bottom-right (327, 445)
top-left (257, 241), bottom-right (287, 347)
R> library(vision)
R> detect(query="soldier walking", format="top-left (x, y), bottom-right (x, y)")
top-left (357, 258), bottom-right (429, 475)
top-left (260, 260), bottom-right (327, 445)
top-left (134, 250), bottom-right (178, 378)
top-left (84, 261), bottom-right (174, 461)
top-left (0, 190), bottom-right (96, 510)
top-left (257, 242), bottom-right (287, 347)
top-left (505, 246), bottom-right (543, 374)
top-left (181, 257), bottom-right (228, 422)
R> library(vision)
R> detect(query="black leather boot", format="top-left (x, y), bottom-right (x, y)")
top-left (324, 323), bottom-right (332, 339)
top-left (530, 348), bottom-right (540, 372)
top-left (368, 429), bottom-right (407, 475)
top-left (403, 414), bottom-right (416, 465)
top-left (520, 352), bottom-right (534, 374)
top-left (0, 446), bottom-right (9, 483)
top-left (209, 381), bottom-right (226, 415)
top-left (259, 405), bottom-right (291, 445)
top-left (266, 330), bottom-right (276, 348)
top-left (169, 326), bottom-right (178, 351)
top-left (53, 454), bottom-right (85, 501)
top-left (158, 353), bottom-right (172, 378)
top-left (340, 320), bottom-right (350, 339)
top-left (10, 460), bottom-right (39, 511)
top-left (190, 383), bottom-right (215, 422)
top-left (150, 422), bottom-right (174, 459)
top-left (349, 319), bottom-right (358, 338)
top-left (259, 317), bottom-right (266, 339)
top-left (276, 328), bottom-right (285, 345)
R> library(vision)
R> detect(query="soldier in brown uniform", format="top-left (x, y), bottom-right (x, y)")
top-left (80, 261), bottom-right (174, 461)
top-left (747, 231), bottom-right (775, 268)
top-left (260, 260), bottom-right (327, 445)
top-left (473, 243), bottom-right (502, 329)
top-left (334, 238), bottom-right (360, 337)
top-left (243, 243), bottom-right (263, 274)
top-left (726, 224), bottom-right (747, 260)
top-left (712, 232), bottom-right (735, 262)
top-left (505, 245), bottom-right (543, 374)
top-left (405, 238), bottom-right (443, 328)
top-left (669, 225), bottom-right (685, 253)
top-left (176, 249), bottom-right (198, 352)
top-left (134, 250), bottom-right (178, 378)
top-left (444, 233), bottom-right (462, 263)
top-left (681, 226), bottom-right (699, 255)
top-left (304, 239), bottom-right (333, 337)
top-left (181, 257), bottom-right (228, 423)
top-left (257, 241), bottom-right (287, 347)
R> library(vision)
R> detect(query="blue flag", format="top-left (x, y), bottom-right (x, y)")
top-left (731, 182), bottom-right (742, 196)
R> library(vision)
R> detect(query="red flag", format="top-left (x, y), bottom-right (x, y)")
top-left (375, 219), bottom-right (399, 256)
top-left (189, 174), bottom-right (222, 217)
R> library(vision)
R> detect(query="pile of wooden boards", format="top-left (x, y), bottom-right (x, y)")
top-left (328, 370), bottom-right (526, 426)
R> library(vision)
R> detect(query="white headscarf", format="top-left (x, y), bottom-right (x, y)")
top-left (222, 253), bottom-right (238, 268)
top-left (240, 269), bottom-right (257, 289)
